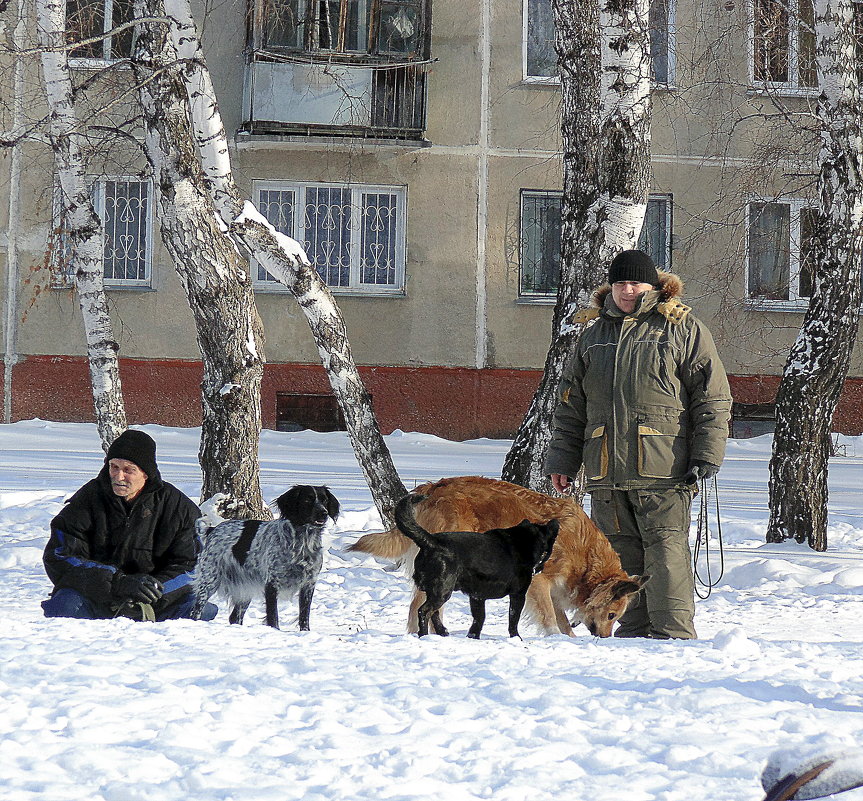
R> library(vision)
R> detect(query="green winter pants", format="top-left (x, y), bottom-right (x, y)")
top-left (590, 487), bottom-right (697, 640)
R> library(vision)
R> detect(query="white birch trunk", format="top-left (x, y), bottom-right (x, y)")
top-left (35, 0), bottom-right (127, 451)
top-left (133, 5), bottom-right (268, 519)
top-left (158, 0), bottom-right (407, 524)
top-left (766, 0), bottom-right (863, 551)
top-left (502, 0), bottom-right (652, 490)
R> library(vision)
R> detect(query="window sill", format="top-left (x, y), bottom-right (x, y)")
top-left (69, 58), bottom-right (130, 70)
top-left (518, 76), bottom-right (675, 90)
top-left (743, 299), bottom-right (808, 312)
top-left (520, 75), bottom-right (559, 87)
top-left (254, 284), bottom-right (405, 299)
top-left (248, 49), bottom-right (432, 68)
top-left (747, 85), bottom-right (819, 99)
top-left (515, 295), bottom-right (556, 306)
top-left (105, 284), bottom-right (155, 292)
top-left (236, 131), bottom-right (431, 151)
top-left (51, 280), bottom-right (155, 292)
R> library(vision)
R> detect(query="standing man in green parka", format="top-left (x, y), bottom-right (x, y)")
top-left (544, 249), bottom-right (732, 639)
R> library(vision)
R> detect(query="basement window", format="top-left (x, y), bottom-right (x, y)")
top-left (731, 402), bottom-right (776, 438)
top-left (276, 393), bottom-right (347, 432)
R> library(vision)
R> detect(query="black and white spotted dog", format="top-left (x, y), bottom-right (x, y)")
top-left (191, 485), bottom-right (340, 630)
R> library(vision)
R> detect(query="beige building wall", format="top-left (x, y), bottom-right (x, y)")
top-left (2, 0), bottom-right (862, 431)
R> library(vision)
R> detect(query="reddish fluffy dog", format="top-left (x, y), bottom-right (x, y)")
top-left (349, 476), bottom-right (648, 637)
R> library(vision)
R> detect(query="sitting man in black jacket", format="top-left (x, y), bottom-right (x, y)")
top-left (42, 429), bottom-right (216, 622)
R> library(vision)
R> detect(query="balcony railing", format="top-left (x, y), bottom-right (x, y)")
top-left (242, 57), bottom-right (428, 140)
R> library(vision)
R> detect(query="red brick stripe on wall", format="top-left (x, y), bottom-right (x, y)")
top-left (7, 357), bottom-right (863, 438)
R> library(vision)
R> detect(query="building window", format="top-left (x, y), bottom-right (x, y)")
top-left (641, 194), bottom-right (672, 270)
top-left (253, 181), bottom-right (406, 294)
top-left (253, 0), bottom-right (429, 59)
top-left (751, 0), bottom-right (817, 89)
top-left (66, 0), bottom-right (134, 61)
top-left (747, 198), bottom-right (863, 307)
top-left (519, 193), bottom-right (672, 297)
top-left (520, 191), bottom-right (561, 295)
top-left (746, 199), bottom-right (816, 305)
top-left (746, 200), bottom-right (818, 305)
top-left (650, 0), bottom-right (674, 85)
top-left (52, 177), bottom-right (154, 288)
top-left (97, 179), bottom-right (153, 285)
top-left (524, 0), bottom-right (674, 84)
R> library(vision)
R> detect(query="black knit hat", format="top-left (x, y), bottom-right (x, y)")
top-left (608, 249), bottom-right (659, 286)
top-left (106, 430), bottom-right (158, 477)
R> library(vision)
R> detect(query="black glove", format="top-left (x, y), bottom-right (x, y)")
top-left (684, 460), bottom-right (719, 484)
top-left (112, 573), bottom-right (163, 604)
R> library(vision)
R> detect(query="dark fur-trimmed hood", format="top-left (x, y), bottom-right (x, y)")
top-left (591, 271), bottom-right (684, 308)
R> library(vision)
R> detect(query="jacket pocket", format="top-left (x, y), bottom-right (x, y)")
top-left (637, 421), bottom-right (689, 479)
top-left (584, 424), bottom-right (609, 481)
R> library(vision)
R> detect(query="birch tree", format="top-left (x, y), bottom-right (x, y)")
top-left (132, 6), bottom-right (269, 518)
top-left (765, 0), bottom-right (863, 551)
top-left (502, 0), bottom-right (653, 491)
top-left (147, 0), bottom-right (406, 524)
top-left (35, 0), bottom-right (127, 450)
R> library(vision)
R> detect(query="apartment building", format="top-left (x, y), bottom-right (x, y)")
top-left (1, 0), bottom-right (861, 438)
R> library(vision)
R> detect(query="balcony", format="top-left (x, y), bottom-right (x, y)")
top-left (241, 0), bottom-right (431, 141)
top-left (243, 58), bottom-right (428, 140)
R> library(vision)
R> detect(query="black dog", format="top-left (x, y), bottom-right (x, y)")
top-left (393, 493), bottom-right (559, 639)
top-left (191, 485), bottom-right (339, 630)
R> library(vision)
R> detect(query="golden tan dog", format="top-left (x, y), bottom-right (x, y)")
top-left (349, 475), bottom-right (648, 637)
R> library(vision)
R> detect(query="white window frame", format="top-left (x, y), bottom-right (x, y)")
top-left (748, 0), bottom-right (818, 94)
top-left (51, 176), bottom-right (154, 289)
top-left (744, 196), bottom-right (815, 310)
top-left (518, 192), bottom-right (673, 300)
top-left (252, 180), bottom-right (407, 296)
top-left (67, 0), bottom-right (133, 66)
top-left (522, 0), bottom-right (676, 86)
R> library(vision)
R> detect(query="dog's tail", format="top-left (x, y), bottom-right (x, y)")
top-left (392, 494), bottom-right (437, 551)
top-left (348, 496), bottom-right (428, 559)
top-left (347, 526), bottom-right (414, 559)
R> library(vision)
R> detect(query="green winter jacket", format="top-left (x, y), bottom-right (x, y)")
top-left (544, 273), bottom-right (732, 491)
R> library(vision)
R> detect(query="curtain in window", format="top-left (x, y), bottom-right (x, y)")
top-left (748, 202), bottom-right (790, 300)
top-left (520, 194), bottom-right (669, 295)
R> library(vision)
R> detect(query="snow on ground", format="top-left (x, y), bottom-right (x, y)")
top-left (1, 420), bottom-right (862, 801)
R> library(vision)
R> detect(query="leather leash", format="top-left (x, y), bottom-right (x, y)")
top-left (693, 475), bottom-right (725, 599)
